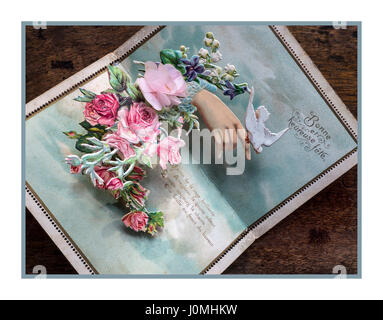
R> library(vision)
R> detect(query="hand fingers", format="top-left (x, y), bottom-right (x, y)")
top-left (213, 123), bottom-right (252, 161)
top-left (237, 126), bottom-right (251, 161)
top-left (235, 121), bottom-right (251, 161)
top-left (212, 129), bottom-right (223, 159)
top-left (223, 129), bottom-right (230, 151)
top-left (231, 130), bottom-right (238, 150)
top-left (223, 128), bottom-right (237, 151)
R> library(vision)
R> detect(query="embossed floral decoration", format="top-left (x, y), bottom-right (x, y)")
top-left (64, 32), bottom-right (248, 235)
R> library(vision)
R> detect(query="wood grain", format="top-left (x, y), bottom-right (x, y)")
top-left (25, 25), bottom-right (358, 275)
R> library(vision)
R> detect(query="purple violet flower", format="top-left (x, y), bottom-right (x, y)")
top-left (180, 55), bottom-right (205, 82)
top-left (223, 80), bottom-right (247, 100)
top-left (223, 81), bottom-right (237, 100)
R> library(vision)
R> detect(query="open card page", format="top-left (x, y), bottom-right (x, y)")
top-left (25, 25), bottom-right (357, 274)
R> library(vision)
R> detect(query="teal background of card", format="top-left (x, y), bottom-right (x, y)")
top-left (121, 25), bottom-right (357, 226)
top-left (25, 70), bottom-right (245, 274)
top-left (25, 25), bottom-right (357, 274)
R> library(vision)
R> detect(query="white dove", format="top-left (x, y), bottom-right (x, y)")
top-left (245, 87), bottom-right (289, 153)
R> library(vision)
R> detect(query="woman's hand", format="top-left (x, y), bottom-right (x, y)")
top-left (192, 89), bottom-right (251, 160)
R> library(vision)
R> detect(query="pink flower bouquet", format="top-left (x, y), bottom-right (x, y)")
top-left (64, 32), bottom-right (247, 235)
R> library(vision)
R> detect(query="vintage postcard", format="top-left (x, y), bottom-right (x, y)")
top-left (25, 25), bottom-right (357, 275)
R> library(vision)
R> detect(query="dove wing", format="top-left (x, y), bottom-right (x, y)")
top-left (263, 127), bottom-right (289, 146)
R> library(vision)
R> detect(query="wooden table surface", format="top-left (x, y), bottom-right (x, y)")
top-left (25, 25), bottom-right (358, 275)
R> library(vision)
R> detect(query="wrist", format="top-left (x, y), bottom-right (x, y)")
top-left (191, 89), bottom-right (209, 107)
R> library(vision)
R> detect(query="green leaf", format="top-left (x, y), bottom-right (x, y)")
top-left (204, 63), bottom-right (217, 69)
top-left (126, 83), bottom-right (142, 101)
top-left (88, 127), bottom-right (105, 134)
top-left (73, 88), bottom-right (97, 103)
top-left (176, 64), bottom-right (186, 75)
top-left (73, 96), bottom-right (93, 103)
top-left (75, 134), bottom-right (97, 153)
top-left (119, 96), bottom-right (132, 106)
top-left (146, 211), bottom-right (164, 235)
top-left (101, 88), bottom-right (119, 95)
top-left (140, 153), bottom-right (152, 169)
top-left (79, 88), bottom-right (96, 99)
top-left (215, 82), bottom-right (224, 90)
top-left (126, 156), bottom-right (138, 165)
top-left (79, 120), bottom-right (92, 130)
top-left (79, 120), bottom-right (104, 131)
top-left (149, 211), bottom-right (164, 227)
top-left (174, 50), bottom-right (183, 60)
top-left (178, 103), bottom-right (196, 113)
top-left (187, 120), bottom-right (194, 134)
top-left (78, 121), bottom-right (106, 139)
top-left (160, 49), bottom-right (182, 66)
top-left (108, 122), bottom-right (118, 132)
top-left (107, 65), bottom-right (127, 92)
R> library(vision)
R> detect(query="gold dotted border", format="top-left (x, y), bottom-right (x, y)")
top-left (202, 25), bottom-right (358, 274)
top-left (201, 147), bottom-right (357, 274)
top-left (26, 183), bottom-right (97, 274)
top-left (26, 26), bottom-right (164, 120)
top-left (25, 25), bottom-right (358, 275)
top-left (270, 25), bottom-right (357, 142)
top-left (25, 26), bottom-right (164, 275)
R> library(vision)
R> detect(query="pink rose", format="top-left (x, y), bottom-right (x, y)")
top-left (65, 155), bottom-right (81, 174)
top-left (118, 103), bottom-right (160, 143)
top-left (70, 165), bottom-right (81, 174)
top-left (143, 141), bottom-right (157, 157)
top-left (83, 93), bottom-right (119, 127)
top-left (136, 62), bottom-right (188, 111)
top-left (94, 166), bottom-right (123, 190)
top-left (122, 211), bottom-right (149, 232)
top-left (105, 177), bottom-right (123, 190)
top-left (126, 166), bottom-right (146, 181)
top-left (113, 190), bottom-right (121, 200)
top-left (157, 136), bottom-right (185, 170)
top-left (94, 166), bottom-right (114, 189)
top-left (126, 182), bottom-right (149, 209)
top-left (104, 132), bottom-right (136, 160)
top-left (106, 103), bottom-right (160, 159)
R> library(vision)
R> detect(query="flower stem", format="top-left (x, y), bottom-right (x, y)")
top-left (123, 162), bottom-right (136, 178)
